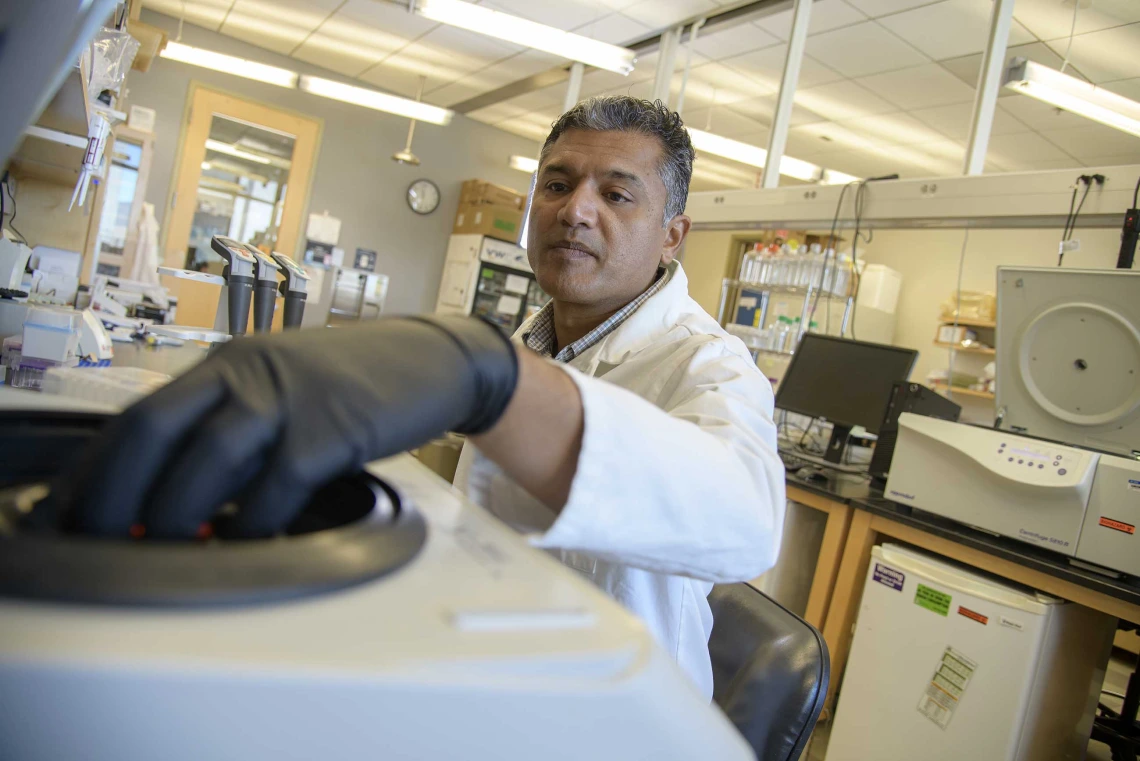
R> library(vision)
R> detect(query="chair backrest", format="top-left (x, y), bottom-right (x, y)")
top-left (707, 583), bottom-right (830, 761)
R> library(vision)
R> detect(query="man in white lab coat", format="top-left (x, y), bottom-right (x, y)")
top-left (457, 96), bottom-right (786, 698)
top-left (58, 97), bottom-right (783, 701)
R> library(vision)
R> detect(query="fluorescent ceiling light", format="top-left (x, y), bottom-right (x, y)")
top-left (160, 41), bottom-right (298, 88)
top-left (509, 155), bottom-right (539, 173)
top-left (205, 139), bottom-right (272, 165)
top-left (417, 0), bottom-right (636, 76)
top-left (299, 76), bottom-right (453, 125)
top-left (687, 128), bottom-right (856, 184)
top-left (1003, 57), bottom-right (1140, 139)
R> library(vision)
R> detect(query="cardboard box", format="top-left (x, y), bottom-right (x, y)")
top-left (459, 179), bottom-right (524, 210)
top-left (453, 204), bottom-right (524, 243)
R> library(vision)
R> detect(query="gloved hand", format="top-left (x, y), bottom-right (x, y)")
top-left (50, 316), bottom-right (518, 539)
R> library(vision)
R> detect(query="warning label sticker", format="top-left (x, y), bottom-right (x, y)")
top-left (915, 583), bottom-right (952, 616)
top-left (1099, 516), bottom-right (1136, 535)
top-left (873, 563), bottom-right (905, 592)
top-left (917, 646), bottom-right (977, 730)
top-left (957, 606), bottom-right (988, 625)
top-left (1128, 479), bottom-right (1140, 492)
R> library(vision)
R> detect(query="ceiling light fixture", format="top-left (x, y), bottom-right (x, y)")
top-left (509, 155), bottom-right (539, 173)
top-left (159, 41), bottom-right (299, 88)
top-left (205, 139), bottom-right (272, 165)
top-left (416, 0), bottom-right (637, 75)
top-left (1003, 57), bottom-right (1140, 139)
top-left (299, 75), bottom-right (453, 126)
top-left (687, 128), bottom-right (856, 184)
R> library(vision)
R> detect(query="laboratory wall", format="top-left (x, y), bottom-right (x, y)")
top-left (130, 10), bottom-right (543, 315)
top-left (857, 226), bottom-right (1123, 394)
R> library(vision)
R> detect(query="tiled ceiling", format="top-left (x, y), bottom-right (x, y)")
top-left (145, 0), bottom-right (1140, 191)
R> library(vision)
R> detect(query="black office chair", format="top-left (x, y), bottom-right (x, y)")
top-left (708, 583), bottom-right (830, 761)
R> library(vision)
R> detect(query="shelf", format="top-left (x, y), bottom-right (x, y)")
top-left (931, 381), bottom-right (995, 401)
top-left (937, 317), bottom-right (995, 329)
top-left (725, 278), bottom-right (850, 299)
top-left (9, 126), bottom-right (88, 185)
top-left (933, 341), bottom-right (995, 355)
top-left (36, 63), bottom-right (92, 136)
top-left (129, 20), bottom-right (169, 73)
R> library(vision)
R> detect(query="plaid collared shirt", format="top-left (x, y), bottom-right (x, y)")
top-left (523, 268), bottom-right (670, 362)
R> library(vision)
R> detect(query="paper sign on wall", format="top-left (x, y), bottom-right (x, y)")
top-left (496, 295), bottom-right (522, 315)
top-left (504, 274), bottom-right (530, 295)
top-left (307, 212), bottom-right (341, 245)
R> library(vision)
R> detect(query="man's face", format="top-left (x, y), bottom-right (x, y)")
top-left (527, 129), bottom-right (690, 311)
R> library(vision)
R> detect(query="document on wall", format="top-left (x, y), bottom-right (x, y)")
top-left (504, 274), bottom-right (530, 295)
top-left (307, 212), bottom-right (342, 246)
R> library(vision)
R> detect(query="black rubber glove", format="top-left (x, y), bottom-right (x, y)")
top-left (51, 316), bottom-right (517, 539)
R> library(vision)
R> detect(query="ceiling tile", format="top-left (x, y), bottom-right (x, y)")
top-left (371, 25), bottom-right (521, 92)
top-left (336, 0), bottom-right (438, 38)
top-left (483, 0), bottom-right (612, 29)
top-left (1038, 123), bottom-right (1140, 161)
top-left (996, 94), bottom-right (1102, 132)
top-left (806, 21), bottom-right (928, 78)
top-left (986, 131), bottom-right (1074, 164)
top-left (622, 0), bottom-right (718, 31)
top-left (1104, 78), bottom-right (1140, 101)
top-left (1012, 0), bottom-right (1140, 41)
top-left (840, 112), bottom-right (947, 145)
top-left (793, 79), bottom-right (898, 121)
top-left (220, 0), bottom-right (343, 55)
top-left (691, 22), bottom-right (781, 61)
top-left (843, 0), bottom-right (935, 18)
top-left (580, 68), bottom-right (639, 97)
top-left (753, 0), bottom-right (868, 40)
top-left (292, 17), bottom-right (410, 77)
top-left (722, 46), bottom-right (844, 91)
top-left (1080, 154), bottom-right (1140, 169)
top-left (497, 111), bottom-right (561, 141)
top-left (686, 61), bottom-right (778, 105)
top-left (505, 87), bottom-right (565, 112)
top-left (1043, 23), bottom-right (1140, 84)
top-left (727, 96), bottom-right (827, 128)
top-left (429, 50), bottom-right (565, 106)
top-left (357, 65), bottom-right (435, 99)
top-left (573, 12), bottom-right (653, 45)
top-left (682, 106), bottom-right (768, 137)
top-left (878, 0), bottom-right (1034, 61)
top-left (143, 0), bottom-right (232, 31)
top-left (786, 122), bottom-right (883, 155)
top-left (908, 101), bottom-right (1030, 140)
top-left (856, 62), bottom-right (976, 110)
top-left (940, 41), bottom-right (1074, 91)
top-left (468, 102), bottom-right (529, 125)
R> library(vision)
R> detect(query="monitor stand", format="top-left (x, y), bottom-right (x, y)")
top-left (824, 424), bottom-right (852, 465)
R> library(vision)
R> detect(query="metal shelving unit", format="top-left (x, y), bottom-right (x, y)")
top-left (717, 276), bottom-right (854, 342)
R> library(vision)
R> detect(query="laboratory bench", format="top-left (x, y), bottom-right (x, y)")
top-left (783, 471), bottom-right (1140, 714)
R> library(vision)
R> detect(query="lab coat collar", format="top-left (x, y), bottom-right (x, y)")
top-left (514, 260), bottom-right (698, 373)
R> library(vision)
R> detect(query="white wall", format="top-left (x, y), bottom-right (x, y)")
top-left (130, 11), bottom-right (542, 315)
top-left (858, 226), bottom-right (1128, 421)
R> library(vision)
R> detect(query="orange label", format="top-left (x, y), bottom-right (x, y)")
top-left (1099, 517), bottom-right (1136, 535)
top-left (957, 606), bottom-right (988, 625)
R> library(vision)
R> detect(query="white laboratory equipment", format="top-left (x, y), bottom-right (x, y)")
top-left (827, 544), bottom-right (1115, 761)
top-left (0, 407), bottom-right (754, 761)
top-left (885, 413), bottom-right (1140, 577)
top-left (995, 267), bottom-right (1140, 458)
top-left (435, 234), bottom-right (549, 335)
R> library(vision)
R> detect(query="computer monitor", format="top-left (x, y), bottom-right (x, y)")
top-left (776, 334), bottom-right (918, 464)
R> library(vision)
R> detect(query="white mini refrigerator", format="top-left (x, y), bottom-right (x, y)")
top-left (827, 544), bottom-right (1114, 761)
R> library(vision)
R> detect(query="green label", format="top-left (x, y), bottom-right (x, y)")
top-left (492, 218), bottom-right (518, 233)
top-left (915, 584), bottom-right (951, 616)
top-left (481, 268), bottom-right (493, 278)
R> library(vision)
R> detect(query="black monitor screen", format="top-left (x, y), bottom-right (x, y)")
top-left (775, 334), bottom-right (917, 433)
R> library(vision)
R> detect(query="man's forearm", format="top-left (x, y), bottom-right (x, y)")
top-left (470, 349), bottom-right (584, 512)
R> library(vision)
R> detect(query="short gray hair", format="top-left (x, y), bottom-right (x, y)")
top-left (540, 96), bottom-right (695, 225)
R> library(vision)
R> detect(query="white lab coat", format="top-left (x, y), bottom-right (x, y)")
top-left (454, 260), bottom-right (785, 698)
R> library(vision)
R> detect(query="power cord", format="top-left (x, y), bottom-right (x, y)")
top-left (1059, 173), bottom-right (1103, 266)
top-left (1, 173), bottom-right (27, 245)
